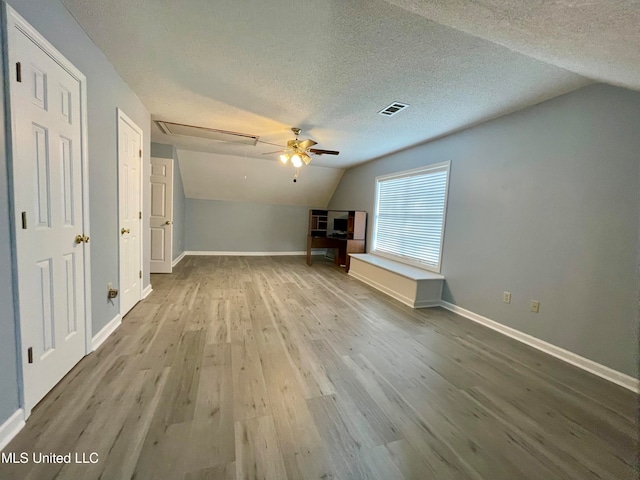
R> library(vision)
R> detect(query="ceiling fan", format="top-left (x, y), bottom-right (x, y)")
top-left (262, 128), bottom-right (339, 168)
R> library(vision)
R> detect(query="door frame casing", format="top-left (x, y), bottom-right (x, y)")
top-left (3, 4), bottom-right (92, 418)
top-left (116, 108), bottom-right (143, 316)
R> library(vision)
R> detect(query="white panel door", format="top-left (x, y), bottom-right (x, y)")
top-left (118, 111), bottom-right (142, 316)
top-left (150, 157), bottom-right (173, 273)
top-left (8, 9), bottom-right (88, 413)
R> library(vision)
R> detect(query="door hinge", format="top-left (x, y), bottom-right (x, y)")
top-left (139, 149), bottom-right (142, 158)
top-left (21, 212), bottom-right (27, 229)
top-left (139, 211), bottom-right (142, 219)
top-left (139, 270), bottom-right (142, 279)
top-left (27, 347), bottom-right (33, 364)
top-left (16, 62), bottom-right (22, 82)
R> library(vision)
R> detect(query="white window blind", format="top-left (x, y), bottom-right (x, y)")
top-left (373, 162), bottom-right (450, 272)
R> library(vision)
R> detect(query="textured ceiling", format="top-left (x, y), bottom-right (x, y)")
top-left (58, 0), bottom-right (633, 204)
top-left (383, 0), bottom-right (640, 90)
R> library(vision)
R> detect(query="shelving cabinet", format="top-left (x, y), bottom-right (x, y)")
top-left (306, 209), bottom-right (367, 271)
top-left (309, 210), bottom-right (329, 237)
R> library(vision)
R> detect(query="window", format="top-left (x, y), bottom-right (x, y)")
top-left (372, 162), bottom-right (450, 272)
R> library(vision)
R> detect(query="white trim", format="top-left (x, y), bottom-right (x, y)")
top-left (414, 299), bottom-right (442, 308)
top-left (0, 409), bottom-right (25, 452)
top-left (185, 251), bottom-right (326, 256)
top-left (91, 314), bottom-right (122, 352)
top-left (349, 270), bottom-right (416, 308)
top-left (375, 161), bottom-right (451, 182)
top-left (439, 300), bottom-right (639, 393)
top-left (75, 30), bottom-right (92, 355)
top-left (117, 108), bottom-right (144, 317)
top-left (142, 284), bottom-right (153, 299)
top-left (172, 252), bottom-right (185, 267)
top-left (372, 161), bottom-right (451, 274)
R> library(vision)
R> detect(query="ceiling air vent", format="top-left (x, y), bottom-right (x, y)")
top-left (156, 121), bottom-right (259, 145)
top-left (378, 102), bottom-right (409, 117)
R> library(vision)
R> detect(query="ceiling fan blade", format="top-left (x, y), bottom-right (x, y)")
top-left (298, 139), bottom-right (318, 151)
top-left (309, 148), bottom-right (339, 156)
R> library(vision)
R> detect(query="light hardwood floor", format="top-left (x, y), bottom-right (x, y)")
top-left (1, 256), bottom-right (637, 480)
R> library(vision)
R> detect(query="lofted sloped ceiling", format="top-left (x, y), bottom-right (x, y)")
top-left (60, 0), bottom-right (637, 204)
top-left (177, 149), bottom-right (344, 207)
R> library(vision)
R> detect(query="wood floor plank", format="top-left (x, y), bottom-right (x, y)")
top-left (261, 289), bottom-right (336, 398)
top-left (184, 462), bottom-right (236, 480)
top-left (401, 382), bottom-right (592, 480)
top-left (93, 367), bottom-right (171, 480)
top-left (260, 351), bottom-right (337, 480)
top-left (306, 394), bottom-right (380, 480)
top-left (463, 385), bottom-right (631, 480)
top-left (166, 329), bottom-right (207, 425)
top-left (359, 443), bottom-right (406, 480)
top-left (0, 256), bottom-right (635, 480)
top-left (342, 354), bottom-right (479, 480)
top-left (385, 438), bottom-right (452, 480)
top-left (235, 415), bottom-right (288, 480)
top-left (206, 299), bottom-right (231, 344)
top-left (133, 421), bottom-right (192, 480)
top-left (309, 340), bottom-right (402, 447)
top-left (188, 343), bottom-right (235, 471)
top-left (231, 336), bottom-right (271, 420)
top-left (54, 366), bottom-right (151, 480)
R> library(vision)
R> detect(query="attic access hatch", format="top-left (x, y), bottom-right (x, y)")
top-left (156, 121), bottom-right (259, 145)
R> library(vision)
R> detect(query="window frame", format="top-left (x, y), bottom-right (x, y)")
top-left (372, 161), bottom-right (451, 273)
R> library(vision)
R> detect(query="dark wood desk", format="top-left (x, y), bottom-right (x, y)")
top-left (306, 236), bottom-right (365, 271)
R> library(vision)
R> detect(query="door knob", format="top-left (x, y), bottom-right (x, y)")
top-left (121, 228), bottom-right (130, 235)
top-left (165, 220), bottom-right (172, 225)
top-left (75, 234), bottom-right (90, 244)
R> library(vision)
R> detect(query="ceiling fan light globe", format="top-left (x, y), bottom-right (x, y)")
top-left (302, 153), bottom-right (312, 165)
top-left (279, 153), bottom-right (289, 164)
top-left (291, 154), bottom-right (303, 168)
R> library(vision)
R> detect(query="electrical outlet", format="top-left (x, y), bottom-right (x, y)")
top-left (503, 292), bottom-right (511, 304)
top-left (107, 282), bottom-right (118, 299)
top-left (530, 300), bottom-right (540, 313)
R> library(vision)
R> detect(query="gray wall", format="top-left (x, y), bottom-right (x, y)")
top-left (151, 143), bottom-right (186, 260)
top-left (0, 0), bottom-right (150, 426)
top-left (185, 199), bottom-right (313, 252)
top-left (329, 84), bottom-right (640, 377)
top-left (150, 142), bottom-right (173, 159)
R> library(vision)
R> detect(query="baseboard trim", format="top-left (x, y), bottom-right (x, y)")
top-left (184, 250), bottom-right (326, 256)
top-left (0, 409), bottom-right (25, 452)
top-left (439, 300), bottom-right (639, 393)
top-left (414, 299), bottom-right (442, 308)
top-left (349, 270), bottom-right (416, 308)
top-left (142, 285), bottom-right (153, 299)
top-left (172, 252), bottom-right (185, 267)
top-left (91, 314), bottom-right (122, 352)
